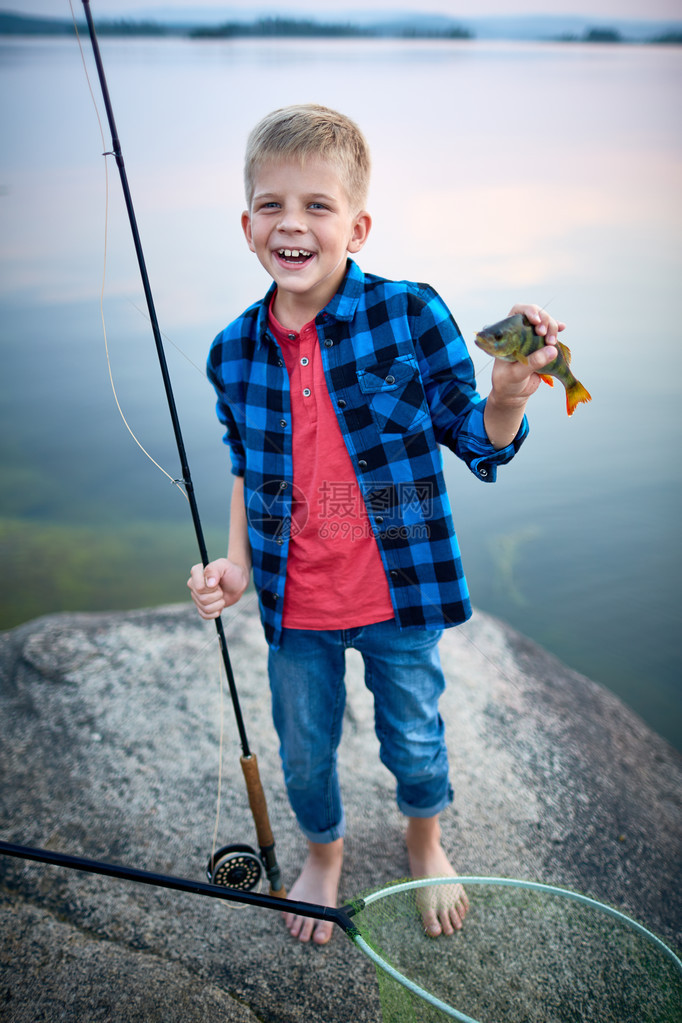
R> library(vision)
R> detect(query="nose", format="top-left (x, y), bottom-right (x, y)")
top-left (277, 205), bottom-right (306, 233)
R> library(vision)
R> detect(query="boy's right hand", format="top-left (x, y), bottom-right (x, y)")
top-left (187, 559), bottom-right (250, 620)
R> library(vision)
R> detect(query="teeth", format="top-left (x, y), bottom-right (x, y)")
top-left (280, 249), bottom-right (312, 258)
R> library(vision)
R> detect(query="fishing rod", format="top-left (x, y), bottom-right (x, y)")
top-left (0, 840), bottom-right (346, 927)
top-left (79, 0), bottom-right (284, 897)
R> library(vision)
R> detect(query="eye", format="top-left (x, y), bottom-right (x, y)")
top-left (308, 202), bottom-right (329, 211)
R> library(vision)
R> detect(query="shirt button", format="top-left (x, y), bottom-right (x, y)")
top-left (287, 333), bottom-right (296, 340)
top-left (390, 570), bottom-right (399, 579)
top-left (324, 339), bottom-right (333, 348)
top-left (376, 516), bottom-right (384, 524)
top-left (300, 357), bottom-right (309, 366)
top-left (279, 481), bottom-right (288, 490)
top-left (337, 399), bottom-right (347, 408)
top-left (276, 537), bottom-right (284, 546)
top-left (303, 388), bottom-right (311, 397)
top-left (385, 374), bottom-right (395, 384)
top-left (279, 419), bottom-right (287, 428)
top-left (358, 459), bottom-right (367, 469)
top-left (479, 468), bottom-right (488, 478)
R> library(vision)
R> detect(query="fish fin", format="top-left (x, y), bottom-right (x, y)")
top-left (566, 380), bottom-right (592, 416)
top-left (516, 353), bottom-right (529, 365)
top-left (539, 374), bottom-right (554, 387)
top-left (557, 341), bottom-right (572, 365)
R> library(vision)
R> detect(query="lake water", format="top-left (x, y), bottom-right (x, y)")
top-left (0, 35), bottom-right (680, 749)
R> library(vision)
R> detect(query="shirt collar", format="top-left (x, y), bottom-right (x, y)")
top-left (323, 258), bottom-right (365, 322)
top-left (256, 259), bottom-right (365, 346)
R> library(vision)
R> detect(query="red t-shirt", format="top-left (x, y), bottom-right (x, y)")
top-left (269, 305), bottom-right (394, 630)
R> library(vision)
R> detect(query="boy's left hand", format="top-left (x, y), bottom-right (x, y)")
top-left (490, 303), bottom-right (566, 406)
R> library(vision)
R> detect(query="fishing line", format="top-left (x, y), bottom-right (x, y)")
top-left (69, 0), bottom-right (188, 501)
top-left (457, 616), bottom-right (524, 694)
top-left (128, 299), bottom-right (207, 378)
top-left (211, 647), bottom-right (225, 861)
top-left (73, 0), bottom-right (278, 468)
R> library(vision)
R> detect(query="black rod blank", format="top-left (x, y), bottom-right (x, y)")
top-left (0, 841), bottom-right (354, 929)
top-left (79, 1), bottom-right (284, 896)
top-left (79, 0), bottom-right (249, 759)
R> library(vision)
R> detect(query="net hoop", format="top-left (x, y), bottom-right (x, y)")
top-left (353, 876), bottom-right (682, 1023)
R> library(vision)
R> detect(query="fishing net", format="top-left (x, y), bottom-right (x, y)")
top-left (348, 878), bottom-right (682, 1023)
top-left (2, 842), bottom-right (680, 1022)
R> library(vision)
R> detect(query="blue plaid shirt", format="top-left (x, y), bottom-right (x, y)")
top-left (208, 260), bottom-right (528, 647)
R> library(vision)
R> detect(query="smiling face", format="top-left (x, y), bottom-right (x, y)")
top-left (241, 157), bottom-right (371, 329)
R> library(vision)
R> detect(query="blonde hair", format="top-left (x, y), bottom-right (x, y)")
top-left (244, 104), bottom-right (371, 211)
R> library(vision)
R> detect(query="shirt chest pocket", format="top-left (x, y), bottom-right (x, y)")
top-left (356, 354), bottom-right (430, 435)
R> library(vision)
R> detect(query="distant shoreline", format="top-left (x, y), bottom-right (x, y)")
top-left (1, 11), bottom-right (681, 46)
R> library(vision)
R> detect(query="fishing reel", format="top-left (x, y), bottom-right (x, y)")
top-left (207, 843), bottom-right (264, 891)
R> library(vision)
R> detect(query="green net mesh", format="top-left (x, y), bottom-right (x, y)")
top-left (348, 879), bottom-right (682, 1023)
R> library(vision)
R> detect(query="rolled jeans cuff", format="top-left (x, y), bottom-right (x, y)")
top-left (297, 811), bottom-right (346, 845)
top-left (397, 782), bottom-right (454, 820)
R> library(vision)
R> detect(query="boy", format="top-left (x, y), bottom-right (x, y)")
top-left (188, 104), bottom-right (564, 945)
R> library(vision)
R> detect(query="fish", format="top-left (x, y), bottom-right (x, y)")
top-left (474, 313), bottom-right (591, 416)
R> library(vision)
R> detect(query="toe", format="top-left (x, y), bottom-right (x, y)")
top-left (423, 911), bottom-right (442, 938)
top-left (440, 909), bottom-right (457, 935)
top-left (447, 906), bottom-right (464, 933)
top-left (312, 921), bottom-right (334, 945)
top-left (297, 917), bottom-right (315, 942)
top-left (285, 912), bottom-right (312, 942)
top-left (456, 886), bottom-right (470, 921)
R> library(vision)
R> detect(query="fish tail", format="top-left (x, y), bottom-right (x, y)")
top-left (566, 379), bottom-right (592, 416)
top-left (539, 374), bottom-right (554, 387)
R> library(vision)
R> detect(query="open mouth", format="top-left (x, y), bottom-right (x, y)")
top-left (277, 248), bottom-right (314, 265)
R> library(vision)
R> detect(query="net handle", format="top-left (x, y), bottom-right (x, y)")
top-left (0, 840), bottom-right (351, 928)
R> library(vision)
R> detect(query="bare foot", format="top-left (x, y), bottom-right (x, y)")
top-left (406, 816), bottom-right (469, 937)
top-left (283, 838), bottom-right (343, 945)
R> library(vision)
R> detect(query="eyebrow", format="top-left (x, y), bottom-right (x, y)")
top-left (252, 190), bottom-right (339, 204)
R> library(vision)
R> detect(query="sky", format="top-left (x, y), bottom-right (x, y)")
top-left (17, 1), bottom-right (682, 22)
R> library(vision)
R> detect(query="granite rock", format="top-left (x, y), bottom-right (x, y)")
top-left (0, 601), bottom-right (680, 1021)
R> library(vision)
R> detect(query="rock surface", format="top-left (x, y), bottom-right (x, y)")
top-left (1, 600), bottom-right (680, 1022)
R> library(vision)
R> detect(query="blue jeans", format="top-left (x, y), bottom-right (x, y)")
top-left (267, 619), bottom-right (453, 843)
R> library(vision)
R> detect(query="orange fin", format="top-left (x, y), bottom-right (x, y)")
top-left (566, 380), bottom-right (592, 416)
top-left (557, 341), bottom-right (572, 365)
top-left (539, 374), bottom-right (554, 387)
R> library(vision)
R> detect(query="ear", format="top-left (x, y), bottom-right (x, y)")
top-left (347, 211), bottom-right (372, 254)
top-left (241, 209), bottom-right (256, 252)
